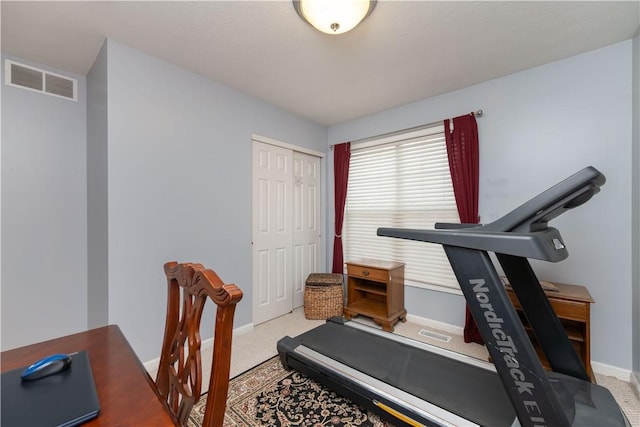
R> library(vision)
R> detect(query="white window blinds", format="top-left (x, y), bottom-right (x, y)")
top-left (343, 125), bottom-right (462, 293)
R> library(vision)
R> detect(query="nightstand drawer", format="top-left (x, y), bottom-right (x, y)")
top-left (347, 266), bottom-right (388, 282)
top-left (549, 298), bottom-right (588, 321)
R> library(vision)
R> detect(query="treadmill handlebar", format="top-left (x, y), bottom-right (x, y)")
top-left (480, 166), bottom-right (604, 233)
top-left (377, 226), bottom-right (569, 262)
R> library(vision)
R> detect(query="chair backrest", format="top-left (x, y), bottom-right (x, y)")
top-left (156, 261), bottom-right (243, 427)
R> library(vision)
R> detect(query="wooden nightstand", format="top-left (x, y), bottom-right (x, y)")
top-left (505, 282), bottom-right (595, 382)
top-left (343, 259), bottom-right (406, 332)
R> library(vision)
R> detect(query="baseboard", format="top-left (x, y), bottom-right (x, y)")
top-left (233, 322), bottom-right (254, 337)
top-left (143, 355), bottom-right (160, 374)
top-left (143, 322), bottom-right (255, 374)
top-left (405, 313), bottom-right (464, 336)
top-left (631, 371), bottom-right (640, 399)
top-left (591, 361), bottom-right (632, 382)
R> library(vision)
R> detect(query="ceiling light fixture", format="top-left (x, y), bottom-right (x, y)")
top-left (293, 0), bottom-right (377, 35)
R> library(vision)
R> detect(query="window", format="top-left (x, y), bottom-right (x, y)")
top-left (343, 124), bottom-right (461, 294)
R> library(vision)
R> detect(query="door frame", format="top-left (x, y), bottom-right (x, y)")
top-left (253, 134), bottom-right (325, 159)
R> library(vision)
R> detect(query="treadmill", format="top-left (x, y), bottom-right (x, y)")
top-left (277, 166), bottom-right (631, 427)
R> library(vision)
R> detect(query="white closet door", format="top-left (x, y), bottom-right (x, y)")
top-left (292, 152), bottom-right (322, 308)
top-left (252, 139), bottom-right (323, 325)
top-left (252, 141), bottom-right (293, 324)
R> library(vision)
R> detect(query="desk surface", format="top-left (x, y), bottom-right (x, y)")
top-left (1, 325), bottom-right (176, 426)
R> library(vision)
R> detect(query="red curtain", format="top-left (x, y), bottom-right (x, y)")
top-left (444, 114), bottom-right (482, 344)
top-left (332, 142), bottom-right (351, 274)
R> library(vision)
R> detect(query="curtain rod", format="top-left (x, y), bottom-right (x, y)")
top-left (330, 109), bottom-right (483, 149)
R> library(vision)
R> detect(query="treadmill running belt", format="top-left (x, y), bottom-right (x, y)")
top-left (291, 321), bottom-right (516, 426)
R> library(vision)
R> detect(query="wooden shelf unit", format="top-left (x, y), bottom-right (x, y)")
top-left (344, 259), bottom-right (406, 332)
top-left (505, 281), bottom-right (595, 382)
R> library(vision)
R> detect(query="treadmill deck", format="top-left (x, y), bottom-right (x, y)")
top-left (278, 319), bottom-right (517, 427)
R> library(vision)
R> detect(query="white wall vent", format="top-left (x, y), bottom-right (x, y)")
top-left (4, 59), bottom-right (77, 101)
top-left (418, 328), bottom-right (452, 343)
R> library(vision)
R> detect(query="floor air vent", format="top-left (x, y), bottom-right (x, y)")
top-left (5, 59), bottom-right (77, 101)
top-left (418, 329), bottom-right (452, 343)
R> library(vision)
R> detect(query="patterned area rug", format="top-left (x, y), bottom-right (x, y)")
top-left (187, 356), bottom-right (395, 427)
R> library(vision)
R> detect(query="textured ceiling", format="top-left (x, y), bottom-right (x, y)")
top-left (2, 1), bottom-right (639, 126)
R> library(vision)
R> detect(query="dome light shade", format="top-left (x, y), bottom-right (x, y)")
top-left (293, 0), bottom-right (376, 35)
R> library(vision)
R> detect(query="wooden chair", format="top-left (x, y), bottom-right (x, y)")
top-left (155, 261), bottom-right (243, 427)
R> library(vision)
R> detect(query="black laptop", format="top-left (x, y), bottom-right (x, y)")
top-left (1, 350), bottom-right (100, 427)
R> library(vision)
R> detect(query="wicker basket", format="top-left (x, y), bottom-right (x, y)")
top-left (304, 273), bottom-right (344, 320)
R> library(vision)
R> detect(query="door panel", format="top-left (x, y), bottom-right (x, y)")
top-left (292, 152), bottom-right (322, 307)
top-left (252, 142), bottom-right (293, 324)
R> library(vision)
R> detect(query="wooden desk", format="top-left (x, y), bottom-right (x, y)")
top-left (505, 282), bottom-right (595, 382)
top-left (1, 325), bottom-right (176, 426)
top-left (344, 259), bottom-right (406, 332)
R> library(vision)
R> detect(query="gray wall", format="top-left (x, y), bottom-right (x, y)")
top-left (329, 41), bottom-right (635, 371)
top-left (1, 54), bottom-right (88, 350)
top-left (87, 42), bottom-right (109, 329)
top-left (93, 40), bottom-right (327, 362)
top-left (632, 28), bottom-right (639, 383)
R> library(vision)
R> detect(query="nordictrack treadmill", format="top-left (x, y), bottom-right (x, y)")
top-left (277, 166), bottom-right (630, 427)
